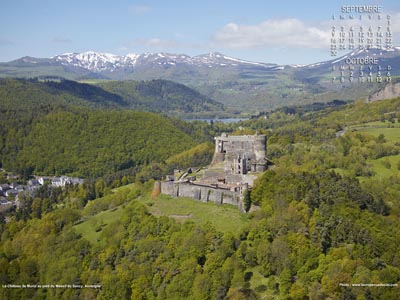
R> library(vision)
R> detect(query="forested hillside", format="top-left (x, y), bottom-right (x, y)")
top-left (0, 78), bottom-right (215, 178)
top-left (0, 78), bottom-right (127, 110)
top-left (0, 78), bottom-right (122, 175)
top-left (15, 110), bottom-right (196, 177)
top-left (1, 92), bottom-right (400, 299)
top-left (96, 79), bottom-right (224, 114)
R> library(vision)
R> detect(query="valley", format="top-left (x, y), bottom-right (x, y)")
top-left (0, 49), bottom-right (400, 300)
top-left (1, 48), bottom-right (399, 113)
top-left (1, 75), bottom-right (400, 298)
top-left (3, 1), bottom-right (400, 298)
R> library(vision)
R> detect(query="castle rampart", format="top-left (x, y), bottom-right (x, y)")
top-left (160, 133), bottom-right (267, 211)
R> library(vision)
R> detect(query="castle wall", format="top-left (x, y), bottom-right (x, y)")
top-left (253, 135), bottom-right (266, 161)
top-left (161, 181), bottom-right (245, 211)
top-left (225, 174), bottom-right (257, 186)
top-left (161, 181), bottom-right (174, 195)
top-left (161, 134), bottom-right (266, 213)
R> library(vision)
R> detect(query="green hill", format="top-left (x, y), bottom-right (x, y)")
top-left (0, 78), bottom-right (126, 110)
top-left (0, 78), bottom-right (126, 173)
top-left (96, 79), bottom-right (224, 114)
top-left (1, 95), bottom-right (400, 300)
top-left (2, 50), bottom-right (400, 113)
top-left (0, 77), bottom-right (224, 118)
top-left (0, 78), bottom-right (204, 177)
top-left (15, 110), bottom-right (195, 177)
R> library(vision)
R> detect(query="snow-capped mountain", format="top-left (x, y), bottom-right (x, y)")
top-left (2, 48), bottom-right (399, 112)
top-left (6, 48), bottom-right (400, 77)
top-left (50, 47), bottom-right (399, 75)
top-left (52, 51), bottom-right (139, 72)
top-left (50, 51), bottom-right (276, 73)
top-left (1, 50), bottom-right (287, 83)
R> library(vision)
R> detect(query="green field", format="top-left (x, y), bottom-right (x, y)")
top-left (369, 154), bottom-right (400, 179)
top-left (357, 125), bottom-right (400, 179)
top-left (138, 194), bottom-right (249, 234)
top-left (360, 127), bottom-right (400, 142)
top-left (73, 183), bottom-right (140, 244)
top-left (248, 266), bottom-right (273, 299)
top-left (74, 182), bottom-right (249, 244)
top-left (349, 120), bottom-right (400, 130)
top-left (74, 206), bottom-right (124, 245)
top-left (332, 123), bottom-right (400, 181)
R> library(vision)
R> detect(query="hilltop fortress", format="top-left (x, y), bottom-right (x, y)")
top-left (160, 133), bottom-right (268, 212)
top-left (212, 133), bottom-right (267, 174)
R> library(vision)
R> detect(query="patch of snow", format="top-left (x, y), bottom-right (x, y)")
top-left (222, 55), bottom-right (264, 66)
top-left (48, 50), bottom-right (280, 72)
top-left (331, 55), bottom-right (348, 64)
top-left (307, 62), bottom-right (322, 67)
top-left (126, 53), bottom-right (139, 59)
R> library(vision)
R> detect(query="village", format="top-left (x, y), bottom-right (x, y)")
top-left (0, 170), bottom-right (83, 212)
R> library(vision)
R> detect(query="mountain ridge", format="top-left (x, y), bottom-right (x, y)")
top-left (6, 47), bottom-right (400, 72)
top-left (1, 48), bottom-right (399, 112)
top-left (0, 77), bottom-right (223, 115)
top-left (9, 51), bottom-right (278, 73)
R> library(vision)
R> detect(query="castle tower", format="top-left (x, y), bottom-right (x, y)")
top-left (212, 132), bottom-right (228, 164)
top-left (233, 154), bottom-right (248, 175)
top-left (212, 133), bottom-right (267, 172)
top-left (253, 134), bottom-right (266, 162)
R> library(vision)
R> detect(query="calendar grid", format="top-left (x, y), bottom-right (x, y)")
top-left (331, 6), bottom-right (393, 84)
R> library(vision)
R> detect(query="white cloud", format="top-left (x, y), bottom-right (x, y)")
top-left (129, 4), bottom-right (151, 15)
top-left (212, 18), bottom-right (332, 49)
top-left (212, 13), bottom-right (400, 50)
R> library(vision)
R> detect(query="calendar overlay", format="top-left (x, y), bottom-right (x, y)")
top-left (331, 5), bottom-right (393, 83)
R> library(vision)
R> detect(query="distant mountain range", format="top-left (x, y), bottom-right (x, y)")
top-left (1, 51), bottom-right (278, 79)
top-left (1, 48), bottom-right (399, 112)
top-left (51, 51), bottom-right (278, 73)
top-left (4, 48), bottom-right (398, 76)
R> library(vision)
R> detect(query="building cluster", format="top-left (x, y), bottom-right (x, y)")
top-left (0, 175), bottom-right (83, 211)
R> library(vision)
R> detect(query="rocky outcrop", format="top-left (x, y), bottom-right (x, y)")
top-left (368, 82), bottom-right (400, 102)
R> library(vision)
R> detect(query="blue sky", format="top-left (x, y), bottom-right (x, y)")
top-left (0, 0), bottom-right (399, 64)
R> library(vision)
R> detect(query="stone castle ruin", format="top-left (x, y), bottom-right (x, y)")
top-left (213, 133), bottom-right (267, 174)
top-left (160, 133), bottom-right (267, 212)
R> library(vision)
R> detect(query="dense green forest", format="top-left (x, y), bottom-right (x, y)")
top-left (97, 80), bottom-right (224, 114)
top-left (1, 77), bottom-right (400, 299)
top-left (0, 77), bottom-right (224, 115)
top-left (0, 78), bottom-right (128, 110)
top-left (0, 78), bottom-right (220, 178)
top-left (15, 110), bottom-right (196, 177)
